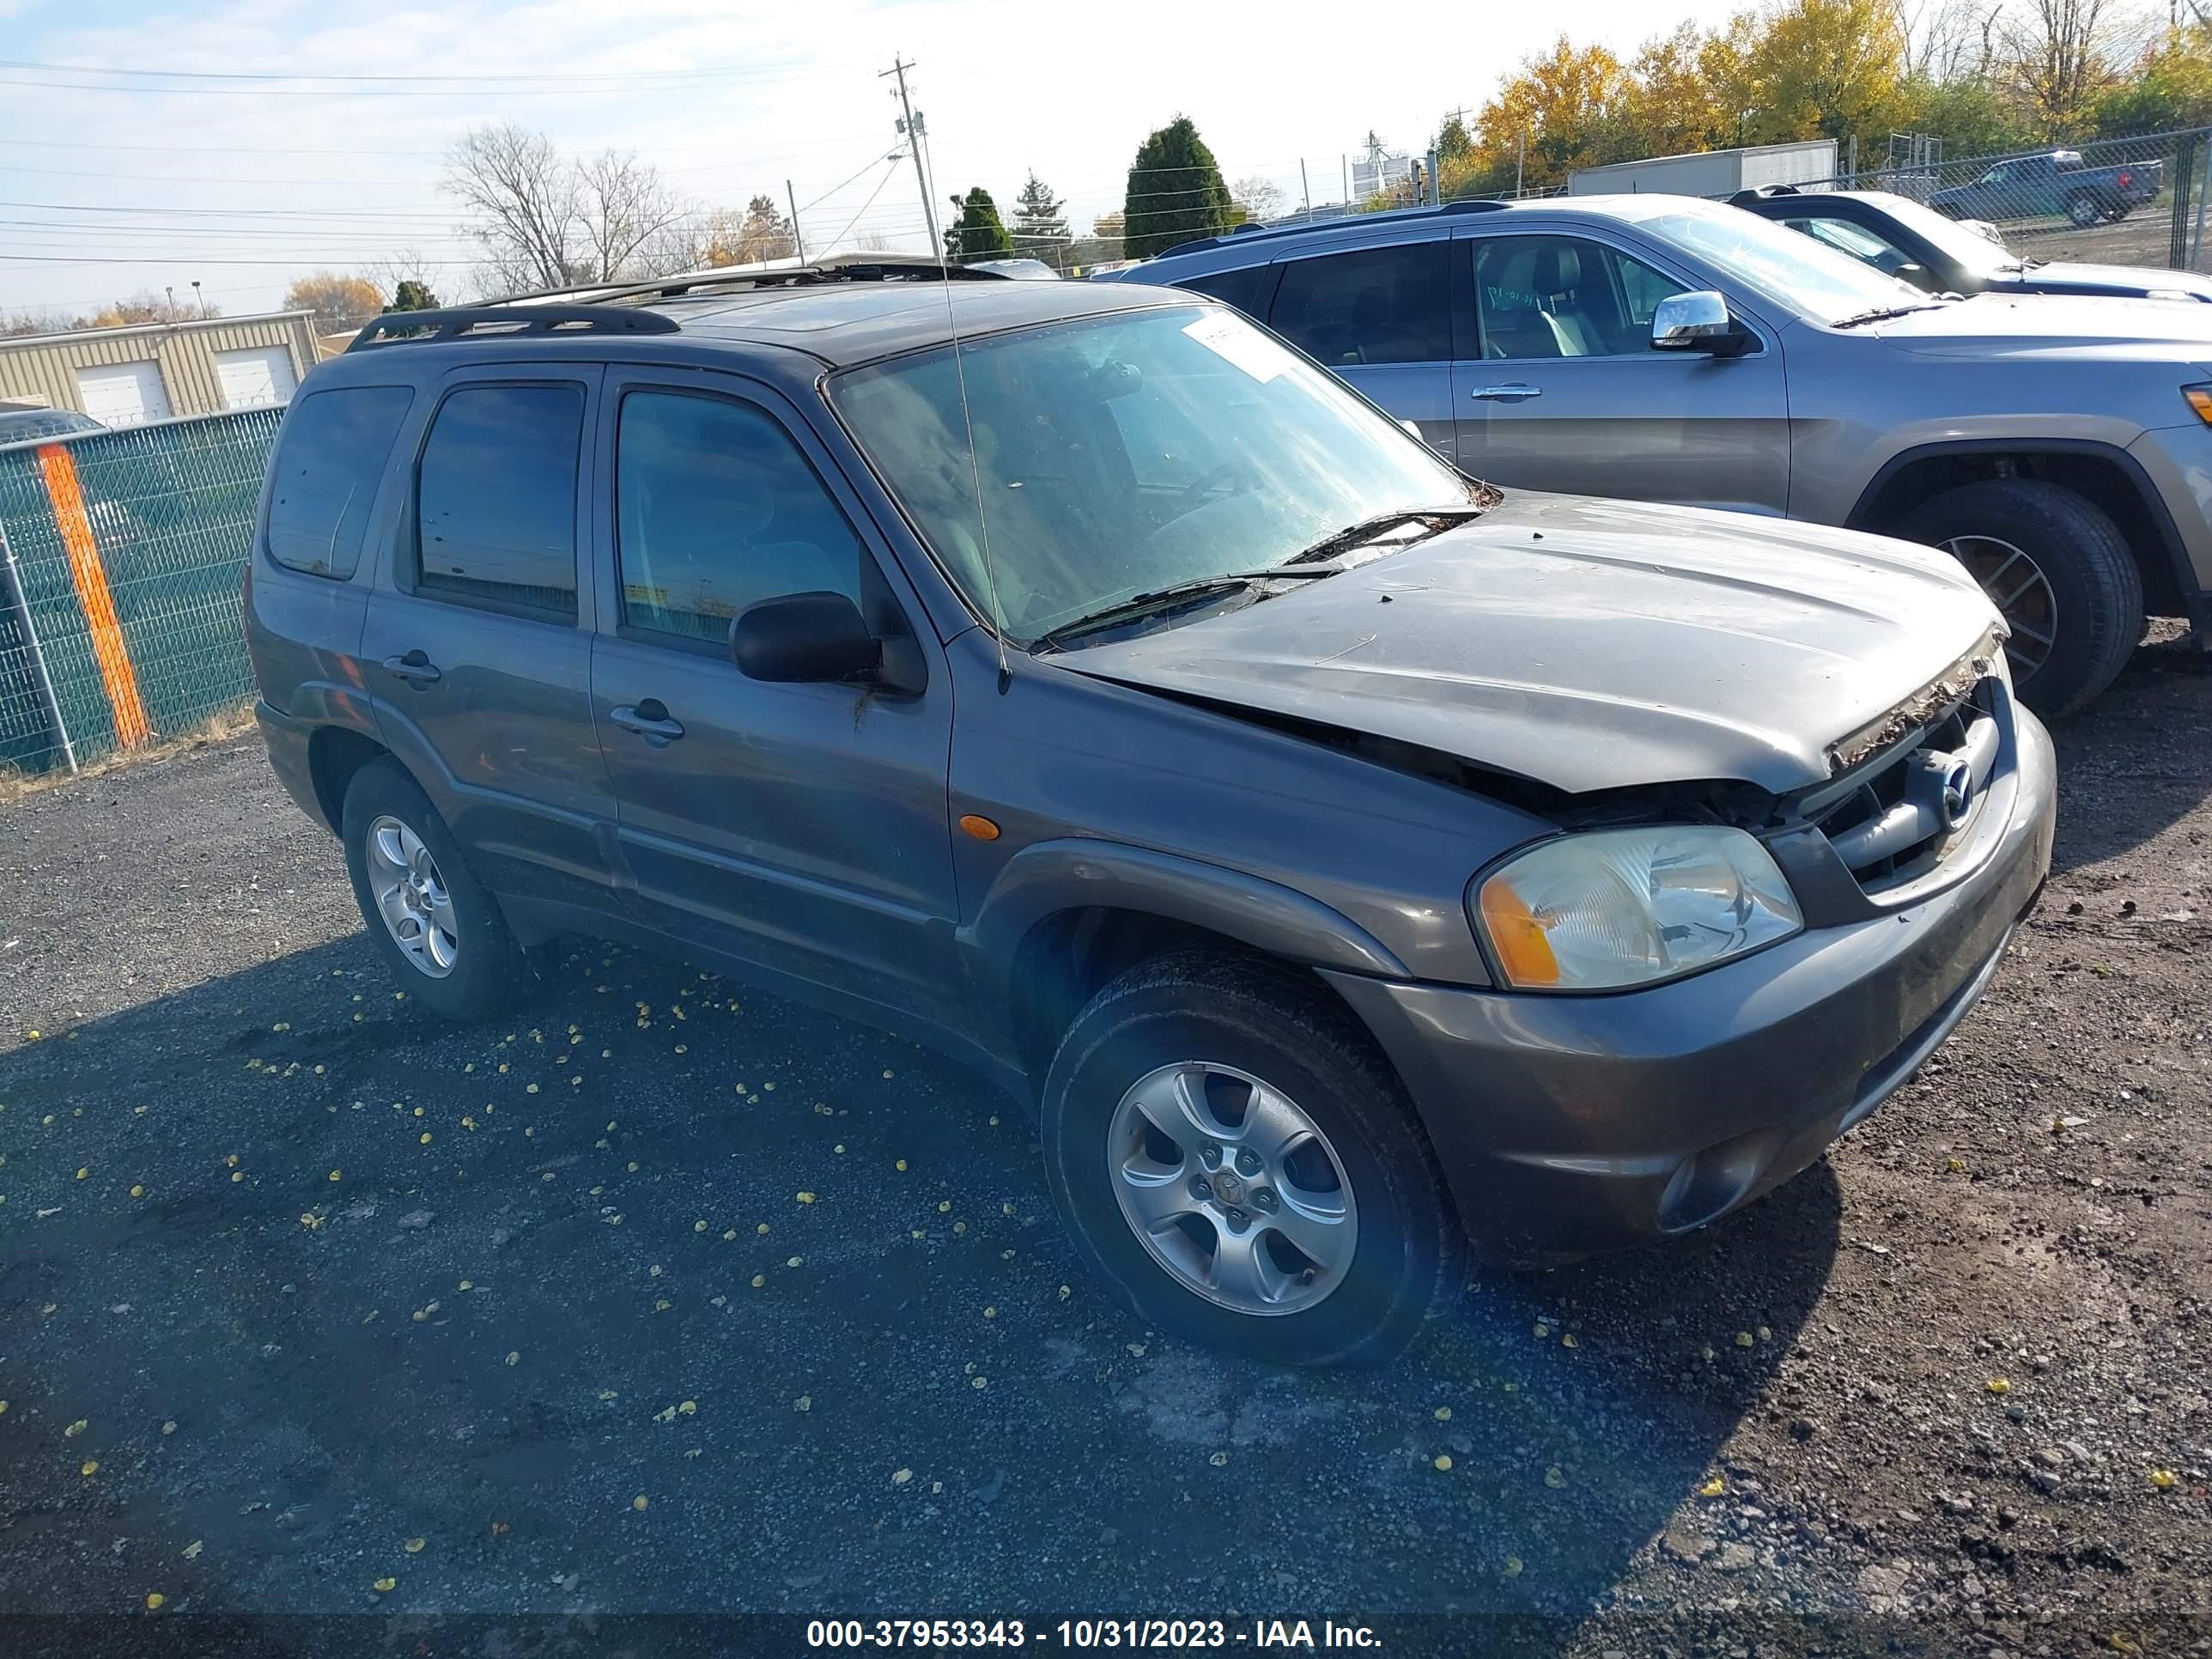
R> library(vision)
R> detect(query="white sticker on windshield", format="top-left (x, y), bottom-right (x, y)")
top-left (1182, 310), bottom-right (1288, 382)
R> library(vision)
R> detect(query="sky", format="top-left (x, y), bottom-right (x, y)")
top-left (0, 0), bottom-right (1746, 321)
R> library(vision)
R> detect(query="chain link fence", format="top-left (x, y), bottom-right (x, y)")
top-left (0, 408), bottom-right (280, 780)
top-left (1800, 127), bottom-right (2212, 272)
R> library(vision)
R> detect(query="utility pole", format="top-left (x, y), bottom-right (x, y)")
top-left (881, 57), bottom-right (942, 261)
top-left (1300, 160), bottom-right (1312, 218)
top-left (1516, 131), bottom-right (1526, 198)
top-left (787, 179), bottom-right (806, 264)
top-left (191, 279), bottom-right (205, 318)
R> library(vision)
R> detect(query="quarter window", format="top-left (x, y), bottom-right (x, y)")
top-left (416, 384), bottom-right (584, 614)
top-left (1473, 235), bottom-right (1687, 359)
top-left (265, 386), bottom-right (414, 579)
top-left (1176, 264), bottom-right (1276, 319)
top-left (1267, 241), bottom-right (1449, 366)
top-left (615, 390), bottom-right (863, 645)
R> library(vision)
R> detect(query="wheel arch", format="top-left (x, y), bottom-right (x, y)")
top-left (1847, 438), bottom-right (2196, 617)
top-left (965, 840), bottom-right (1413, 1089)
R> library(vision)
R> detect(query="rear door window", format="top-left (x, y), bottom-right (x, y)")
top-left (415, 383), bottom-right (585, 615)
top-left (264, 386), bottom-right (415, 579)
top-left (1267, 241), bottom-right (1449, 366)
top-left (1176, 264), bottom-right (1278, 320)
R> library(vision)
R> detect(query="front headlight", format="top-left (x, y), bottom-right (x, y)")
top-left (1472, 826), bottom-right (1802, 992)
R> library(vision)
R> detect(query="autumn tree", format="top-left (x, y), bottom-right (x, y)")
top-left (1123, 117), bottom-right (1232, 258)
top-left (2095, 26), bottom-right (2212, 134)
top-left (1747, 0), bottom-right (1913, 147)
top-left (283, 271), bottom-right (384, 331)
top-left (87, 292), bottom-right (217, 328)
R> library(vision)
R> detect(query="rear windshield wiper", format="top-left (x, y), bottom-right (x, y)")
top-left (1030, 567), bottom-right (1338, 653)
top-left (1281, 503), bottom-right (1488, 566)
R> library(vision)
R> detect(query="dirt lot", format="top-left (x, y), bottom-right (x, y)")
top-left (2, 627), bottom-right (2208, 1656)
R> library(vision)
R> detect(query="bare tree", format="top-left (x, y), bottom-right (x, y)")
top-left (1230, 176), bottom-right (1286, 222)
top-left (575, 149), bottom-right (695, 282)
top-left (1904, 0), bottom-right (2002, 81)
top-left (366, 247), bottom-right (446, 301)
top-left (444, 124), bottom-right (582, 292)
top-left (2001, 0), bottom-right (2141, 135)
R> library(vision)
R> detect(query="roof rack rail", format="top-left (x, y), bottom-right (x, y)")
top-left (348, 305), bottom-right (681, 351)
top-left (1155, 198), bottom-right (1513, 259)
top-left (479, 253), bottom-right (1009, 312)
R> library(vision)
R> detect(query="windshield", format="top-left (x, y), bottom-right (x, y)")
top-left (1858, 192), bottom-right (2020, 277)
top-left (832, 304), bottom-right (1479, 644)
top-left (1640, 205), bottom-right (1938, 324)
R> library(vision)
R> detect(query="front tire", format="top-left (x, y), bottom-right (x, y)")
top-left (1897, 478), bottom-right (2143, 716)
top-left (1039, 951), bottom-right (1456, 1367)
top-left (340, 757), bottom-right (532, 1020)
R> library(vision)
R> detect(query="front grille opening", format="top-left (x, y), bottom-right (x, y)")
top-left (1816, 678), bottom-right (2001, 893)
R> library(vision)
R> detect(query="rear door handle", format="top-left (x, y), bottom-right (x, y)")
top-left (1469, 383), bottom-right (1542, 403)
top-left (381, 650), bottom-right (441, 685)
top-left (611, 700), bottom-right (685, 746)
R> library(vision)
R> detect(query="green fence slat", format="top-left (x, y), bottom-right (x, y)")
top-left (0, 406), bottom-right (283, 778)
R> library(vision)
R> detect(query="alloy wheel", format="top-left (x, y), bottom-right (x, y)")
top-left (365, 814), bottom-right (459, 978)
top-left (1943, 533), bottom-right (2056, 682)
top-left (1107, 1061), bottom-right (1358, 1317)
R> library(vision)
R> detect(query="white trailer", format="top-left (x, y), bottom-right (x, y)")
top-left (1568, 140), bottom-right (1838, 198)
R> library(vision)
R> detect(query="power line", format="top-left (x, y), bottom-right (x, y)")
top-left (0, 56), bottom-right (819, 85)
top-left (817, 160), bottom-right (906, 257)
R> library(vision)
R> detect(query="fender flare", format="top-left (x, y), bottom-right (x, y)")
top-left (1846, 435), bottom-right (2202, 606)
top-left (960, 838), bottom-right (1413, 1001)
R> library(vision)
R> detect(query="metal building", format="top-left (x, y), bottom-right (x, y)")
top-left (0, 310), bottom-right (320, 428)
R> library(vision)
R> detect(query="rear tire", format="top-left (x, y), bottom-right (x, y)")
top-left (1897, 478), bottom-right (2143, 716)
top-left (2065, 191), bottom-right (2101, 228)
top-left (1039, 950), bottom-right (1457, 1368)
top-left (340, 757), bottom-right (532, 1021)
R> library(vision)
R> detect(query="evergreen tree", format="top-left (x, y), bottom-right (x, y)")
top-left (385, 279), bottom-right (441, 313)
top-left (945, 187), bottom-right (1014, 262)
top-left (1009, 171), bottom-right (1070, 265)
top-left (1123, 116), bottom-right (1231, 259)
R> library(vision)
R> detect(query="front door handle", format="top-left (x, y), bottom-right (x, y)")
top-left (611, 700), bottom-right (685, 746)
top-left (381, 650), bottom-right (441, 685)
top-left (1469, 383), bottom-right (1543, 403)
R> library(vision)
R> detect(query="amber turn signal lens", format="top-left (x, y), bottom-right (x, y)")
top-left (957, 814), bottom-right (1001, 842)
top-left (2184, 384), bottom-right (2212, 427)
top-left (1477, 883), bottom-right (1560, 987)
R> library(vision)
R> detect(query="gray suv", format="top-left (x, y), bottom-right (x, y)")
top-left (1099, 195), bottom-right (2212, 714)
top-left (245, 265), bottom-right (2054, 1366)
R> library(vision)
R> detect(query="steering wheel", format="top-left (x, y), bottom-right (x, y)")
top-left (1176, 461), bottom-right (1249, 512)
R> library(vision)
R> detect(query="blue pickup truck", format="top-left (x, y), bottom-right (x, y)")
top-left (1930, 149), bottom-right (2162, 228)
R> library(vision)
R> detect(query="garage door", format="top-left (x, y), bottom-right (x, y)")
top-left (214, 345), bottom-right (298, 410)
top-left (74, 360), bottom-right (173, 427)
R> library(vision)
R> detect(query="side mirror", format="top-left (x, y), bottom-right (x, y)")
top-left (1400, 418), bottom-right (1424, 440)
top-left (1651, 290), bottom-right (1753, 357)
top-left (732, 591), bottom-right (880, 684)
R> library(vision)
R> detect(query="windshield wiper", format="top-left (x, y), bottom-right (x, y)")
top-left (1830, 301), bottom-right (1948, 328)
top-left (1283, 503), bottom-right (1487, 565)
top-left (1029, 567), bottom-right (1339, 653)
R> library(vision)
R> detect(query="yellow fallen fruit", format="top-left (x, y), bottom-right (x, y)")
top-left (1734, 1331), bottom-right (1754, 1348)
top-left (404, 1538), bottom-right (425, 1554)
top-left (81, 1460), bottom-right (99, 1476)
top-left (1698, 1476), bottom-right (1726, 1498)
top-left (373, 1578), bottom-right (396, 1593)
top-left (144, 1593), bottom-right (165, 1610)
top-left (632, 1495), bottom-right (649, 1511)
top-left (797, 1192), bottom-right (816, 1205)
top-left (1986, 1378), bottom-right (2011, 1395)
top-left (1433, 1455), bottom-right (1453, 1472)
top-left (64, 1419), bottom-right (87, 1437)
top-left (1545, 1466), bottom-right (1566, 1488)
top-left (2149, 1469), bottom-right (2177, 1489)
top-left (1503, 1556), bottom-right (1523, 1577)
top-left (1434, 1407), bottom-right (1452, 1421)
top-left (891, 1468), bottom-right (912, 1485)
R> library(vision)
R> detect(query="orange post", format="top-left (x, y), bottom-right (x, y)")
top-left (37, 443), bottom-right (149, 749)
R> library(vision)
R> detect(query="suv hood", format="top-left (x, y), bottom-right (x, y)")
top-left (2003, 261), bottom-right (2212, 301)
top-left (1054, 493), bottom-right (2000, 796)
top-left (1869, 291), bottom-right (2212, 355)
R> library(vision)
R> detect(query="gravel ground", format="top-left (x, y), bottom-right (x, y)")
top-left (1, 627), bottom-right (2208, 1656)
